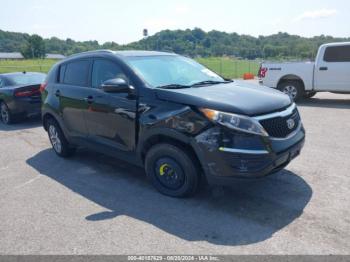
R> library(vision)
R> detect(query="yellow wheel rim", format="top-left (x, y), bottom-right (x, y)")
top-left (159, 163), bottom-right (170, 176)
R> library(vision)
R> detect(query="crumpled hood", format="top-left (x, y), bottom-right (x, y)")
top-left (155, 81), bottom-right (292, 116)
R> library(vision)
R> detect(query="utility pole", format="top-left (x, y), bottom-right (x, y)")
top-left (143, 29), bottom-right (148, 50)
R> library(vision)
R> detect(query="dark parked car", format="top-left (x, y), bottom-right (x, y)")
top-left (41, 50), bottom-right (305, 197)
top-left (0, 72), bottom-right (46, 124)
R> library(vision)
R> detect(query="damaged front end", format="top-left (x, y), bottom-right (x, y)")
top-left (138, 97), bottom-right (305, 185)
top-left (191, 125), bottom-right (305, 184)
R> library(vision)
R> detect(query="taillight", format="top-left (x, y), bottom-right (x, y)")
top-left (258, 67), bottom-right (268, 78)
top-left (39, 82), bottom-right (48, 93)
top-left (15, 89), bottom-right (40, 97)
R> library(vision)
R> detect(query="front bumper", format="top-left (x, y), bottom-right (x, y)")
top-left (191, 124), bottom-right (305, 185)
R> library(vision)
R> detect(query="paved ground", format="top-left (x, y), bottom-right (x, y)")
top-left (0, 92), bottom-right (350, 255)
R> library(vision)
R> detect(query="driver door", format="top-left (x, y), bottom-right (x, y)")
top-left (84, 58), bottom-right (137, 151)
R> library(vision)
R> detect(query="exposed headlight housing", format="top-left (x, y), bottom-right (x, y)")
top-left (200, 108), bottom-right (269, 137)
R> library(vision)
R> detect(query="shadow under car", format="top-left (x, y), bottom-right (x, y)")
top-left (0, 116), bottom-right (42, 131)
top-left (26, 148), bottom-right (312, 246)
top-left (298, 96), bottom-right (350, 109)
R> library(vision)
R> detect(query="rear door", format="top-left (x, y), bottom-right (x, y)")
top-left (315, 45), bottom-right (350, 91)
top-left (57, 59), bottom-right (92, 138)
top-left (84, 58), bottom-right (137, 151)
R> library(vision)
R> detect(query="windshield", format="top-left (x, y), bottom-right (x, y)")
top-left (7, 73), bottom-right (46, 86)
top-left (125, 55), bottom-right (225, 88)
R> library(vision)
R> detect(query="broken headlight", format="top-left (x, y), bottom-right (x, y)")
top-left (200, 108), bottom-right (268, 136)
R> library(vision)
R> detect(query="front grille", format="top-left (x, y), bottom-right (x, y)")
top-left (259, 109), bottom-right (300, 138)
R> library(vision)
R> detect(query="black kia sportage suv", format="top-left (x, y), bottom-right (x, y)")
top-left (41, 50), bottom-right (305, 197)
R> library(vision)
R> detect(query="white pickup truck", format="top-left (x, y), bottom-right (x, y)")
top-left (258, 42), bottom-right (350, 101)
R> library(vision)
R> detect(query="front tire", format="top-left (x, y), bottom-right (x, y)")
top-left (145, 143), bottom-right (200, 197)
top-left (278, 81), bottom-right (304, 101)
top-left (46, 118), bottom-right (75, 158)
top-left (0, 102), bottom-right (13, 125)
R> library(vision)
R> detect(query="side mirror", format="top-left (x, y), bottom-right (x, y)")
top-left (101, 78), bottom-right (132, 93)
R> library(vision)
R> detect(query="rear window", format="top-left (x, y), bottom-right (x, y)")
top-left (324, 45), bottom-right (350, 62)
top-left (6, 73), bottom-right (46, 86)
top-left (63, 60), bottom-right (90, 86)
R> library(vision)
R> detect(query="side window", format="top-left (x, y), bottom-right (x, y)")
top-left (58, 64), bottom-right (66, 83)
top-left (91, 59), bottom-right (128, 88)
top-left (63, 60), bottom-right (90, 86)
top-left (324, 45), bottom-right (350, 62)
top-left (0, 78), bottom-right (3, 88)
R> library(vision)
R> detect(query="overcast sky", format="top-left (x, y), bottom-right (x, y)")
top-left (1, 0), bottom-right (349, 44)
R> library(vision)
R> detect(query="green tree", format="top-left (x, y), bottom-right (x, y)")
top-left (21, 34), bottom-right (46, 58)
top-left (2, 28), bottom-right (350, 60)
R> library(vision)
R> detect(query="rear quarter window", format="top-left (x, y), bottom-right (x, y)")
top-left (63, 60), bottom-right (90, 86)
top-left (58, 64), bottom-right (66, 83)
top-left (324, 45), bottom-right (350, 62)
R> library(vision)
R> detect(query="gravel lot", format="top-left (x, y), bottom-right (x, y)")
top-left (0, 92), bottom-right (349, 255)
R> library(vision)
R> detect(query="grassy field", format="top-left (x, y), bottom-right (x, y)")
top-left (0, 57), bottom-right (260, 79)
top-left (196, 57), bottom-right (260, 79)
top-left (0, 59), bottom-right (57, 74)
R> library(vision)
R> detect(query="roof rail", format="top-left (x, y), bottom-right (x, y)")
top-left (67, 49), bottom-right (115, 58)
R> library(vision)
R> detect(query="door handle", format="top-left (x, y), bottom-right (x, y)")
top-left (84, 96), bottom-right (94, 104)
top-left (55, 90), bottom-right (61, 97)
top-left (319, 67), bottom-right (328, 71)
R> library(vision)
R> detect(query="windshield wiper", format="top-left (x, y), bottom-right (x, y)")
top-left (157, 80), bottom-right (233, 89)
top-left (156, 84), bottom-right (191, 89)
top-left (190, 80), bottom-right (233, 87)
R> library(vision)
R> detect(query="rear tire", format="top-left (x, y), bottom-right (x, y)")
top-left (278, 81), bottom-right (304, 101)
top-left (0, 102), bottom-right (14, 125)
top-left (145, 143), bottom-right (200, 197)
top-left (46, 118), bottom-right (75, 158)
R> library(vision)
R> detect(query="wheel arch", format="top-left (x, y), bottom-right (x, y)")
top-left (140, 132), bottom-right (190, 160)
top-left (277, 74), bottom-right (305, 90)
top-left (42, 112), bottom-right (56, 131)
top-left (0, 98), bottom-right (8, 105)
top-left (138, 130), bottom-right (203, 176)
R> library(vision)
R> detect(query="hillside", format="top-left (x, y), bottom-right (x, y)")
top-left (1, 28), bottom-right (349, 59)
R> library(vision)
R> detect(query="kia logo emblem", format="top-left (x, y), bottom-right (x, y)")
top-left (287, 118), bottom-right (295, 129)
